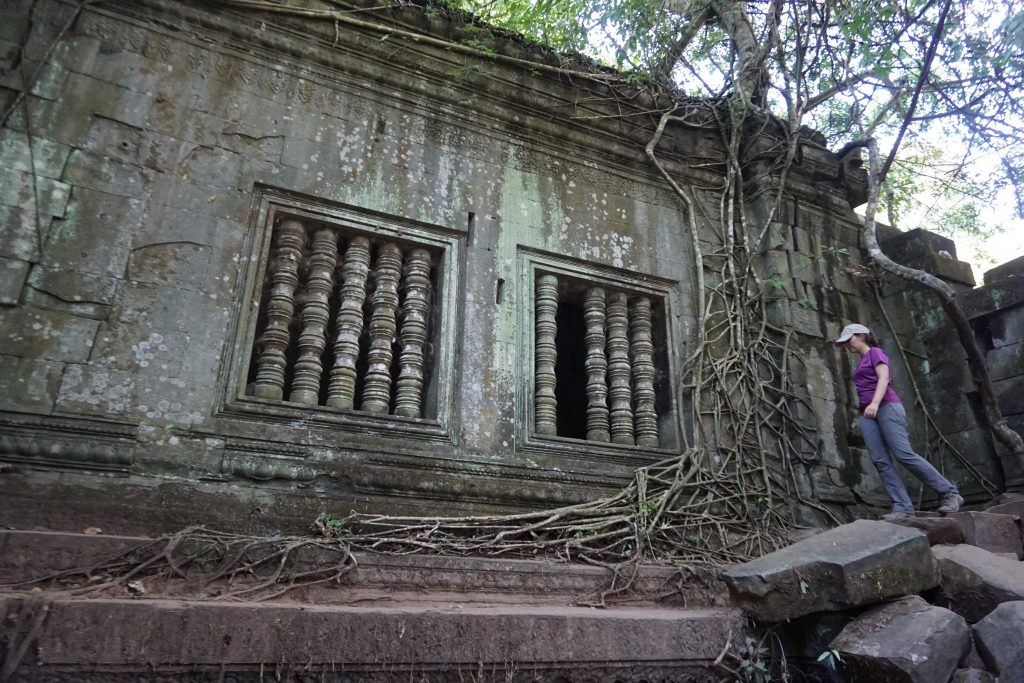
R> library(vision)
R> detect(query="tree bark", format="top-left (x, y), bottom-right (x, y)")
top-left (654, 6), bottom-right (710, 82)
top-left (708, 0), bottom-right (767, 105)
top-left (857, 137), bottom-right (1024, 476)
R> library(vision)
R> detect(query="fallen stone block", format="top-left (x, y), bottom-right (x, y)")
top-left (951, 668), bottom-right (997, 683)
top-left (724, 520), bottom-right (938, 622)
top-left (961, 643), bottom-right (988, 671)
top-left (883, 516), bottom-right (967, 545)
top-left (932, 544), bottom-right (1024, 622)
top-left (973, 600), bottom-right (1024, 682)
top-left (947, 511), bottom-right (1023, 559)
top-left (983, 496), bottom-right (1024, 519)
top-left (774, 611), bottom-right (852, 659)
top-left (829, 595), bottom-right (968, 683)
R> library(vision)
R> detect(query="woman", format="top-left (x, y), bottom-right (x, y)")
top-left (835, 323), bottom-right (963, 518)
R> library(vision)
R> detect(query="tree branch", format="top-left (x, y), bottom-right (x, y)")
top-left (655, 7), bottom-right (710, 81)
top-left (879, 0), bottom-right (954, 180)
top-left (804, 70), bottom-right (875, 112)
top-left (856, 137), bottom-right (1024, 473)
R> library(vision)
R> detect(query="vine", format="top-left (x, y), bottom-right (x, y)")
top-left (315, 97), bottom-right (835, 581)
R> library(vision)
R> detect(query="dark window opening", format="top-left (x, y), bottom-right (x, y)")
top-left (554, 297), bottom-right (588, 439)
top-left (532, 270), bottom-right (678, 450)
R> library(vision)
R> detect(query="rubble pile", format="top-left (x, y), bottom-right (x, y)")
top-left (725, 498), bottom-right (1024, 682)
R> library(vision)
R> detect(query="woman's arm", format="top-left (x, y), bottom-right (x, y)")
top-left (864, 362), bottom-right (890, 419)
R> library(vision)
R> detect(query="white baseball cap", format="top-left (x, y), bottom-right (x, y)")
top-left (834, 323), bottom-right (871, 344)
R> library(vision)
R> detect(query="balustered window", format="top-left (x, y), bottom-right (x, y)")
top-left (223, 191), bottom-right (459, 439)
top-left (522, 253), bottom-right (680, 454)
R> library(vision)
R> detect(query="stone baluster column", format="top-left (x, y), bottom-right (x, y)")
top-left (394, 248), bottom-right (432, 418)
top-left (289, 228), bottom-right (338, 404)
top-left (326, 236), bottom-right (371, 409)
top-left (361, 242), bottom-right (403, 413)
top-left (534, 274), bottom-right (559, 435)
top-left (253, 219), bottom-right (305, 400)
top-left (583, 287), bottom-right (610, 442)
top-left (630, 296), bottom-right (659, 447)
top-left (606, 291), bottom-right (635, 445)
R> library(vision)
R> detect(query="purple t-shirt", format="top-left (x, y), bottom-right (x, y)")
top-left (853, 347), bottom-right (901, 409)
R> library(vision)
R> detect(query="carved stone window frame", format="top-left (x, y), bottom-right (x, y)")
top-left (217, 187), bottom-right (461, 442)
top-left (516, 248), bottom-right (684, 462)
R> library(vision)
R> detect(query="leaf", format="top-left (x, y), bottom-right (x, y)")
top-left (83, 527), bottom-right (102, 535)
top-left (799, 579), bottom-right (809, 594)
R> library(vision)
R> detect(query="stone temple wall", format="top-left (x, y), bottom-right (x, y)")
top-left (867, 231), bottom-right (1024, 505)
top-left (972, 257), bottom-right (1024, 489)
top-left (872, 233), bottom-right (1024, 497)
top-left (0, 0), bottom-right (1018, 534)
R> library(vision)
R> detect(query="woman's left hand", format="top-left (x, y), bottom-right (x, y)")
top-left (864, 402), bottom-right (880, 419)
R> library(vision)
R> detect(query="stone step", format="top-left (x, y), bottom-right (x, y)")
top-left (947, 511), bottom-right (1024, 559)
top-left (0, 530), bottom-right (727, 607)
top-left (0, 593), bottom-right (746, 682)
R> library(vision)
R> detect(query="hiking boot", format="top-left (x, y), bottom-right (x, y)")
top-left (882, 511), bottom-right (914, 521)
top-left (938, 492), bottom-right (964, 514)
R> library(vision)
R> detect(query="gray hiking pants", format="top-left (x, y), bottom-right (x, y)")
top-left (860, 402), bottom-right (957, 513)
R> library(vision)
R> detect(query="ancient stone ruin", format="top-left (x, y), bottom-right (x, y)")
top-left (725, 501), bottom-right (1024, 682)
top-left (1, 0), bottom-right (1024, 680)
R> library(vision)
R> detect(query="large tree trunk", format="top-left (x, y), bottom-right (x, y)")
top-left (707, 0), bottom-right (769, 105)
top-left (857, 138), bottom-right (1024, 476)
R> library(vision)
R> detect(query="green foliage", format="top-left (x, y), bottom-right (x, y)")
top-left (885, 140), bottom-right (1004, 244)
top-left (817, 648), bottom-right (842, 671)
top-left (736, 636), bottom-right (772, 683)
top-left (462, 38), bottom-right (498, 59)
top-left (437, 0), bottom-right (694, 76)
top-left (638, 496), bottom-right (660, 515)
top-left (431, 0), bottom-right (1024, 223)
top-left (322, 514), bottom-right (345, 536)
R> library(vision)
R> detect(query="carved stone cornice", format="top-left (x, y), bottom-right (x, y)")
top-left (0, 412), bottom-right (136, 474)
top-left (222, 436), bottom-right (308, 458)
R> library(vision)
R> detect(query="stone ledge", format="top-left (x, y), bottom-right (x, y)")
top-left (983, 256), bottom-right (1024, 285)
top-left (0, 530), bottom-right (728, 607)
top-left (965, 276), bottom-right (1024, 320)
top-left (877, 227), bottom-right (976, 286)
top-left (0, 594), bottom-right (744, 678)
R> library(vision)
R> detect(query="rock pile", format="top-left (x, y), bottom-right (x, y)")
top-left (724, 503), bottom-right (1024, 682)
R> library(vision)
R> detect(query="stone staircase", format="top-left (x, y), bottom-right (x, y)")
top-left (5, 498), bottom-right (1021, 682)
top-left (0, 530), bottom-right (747, 682)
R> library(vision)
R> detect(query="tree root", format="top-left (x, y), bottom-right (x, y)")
top-left (0, 528), bottom-right (357, 603)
